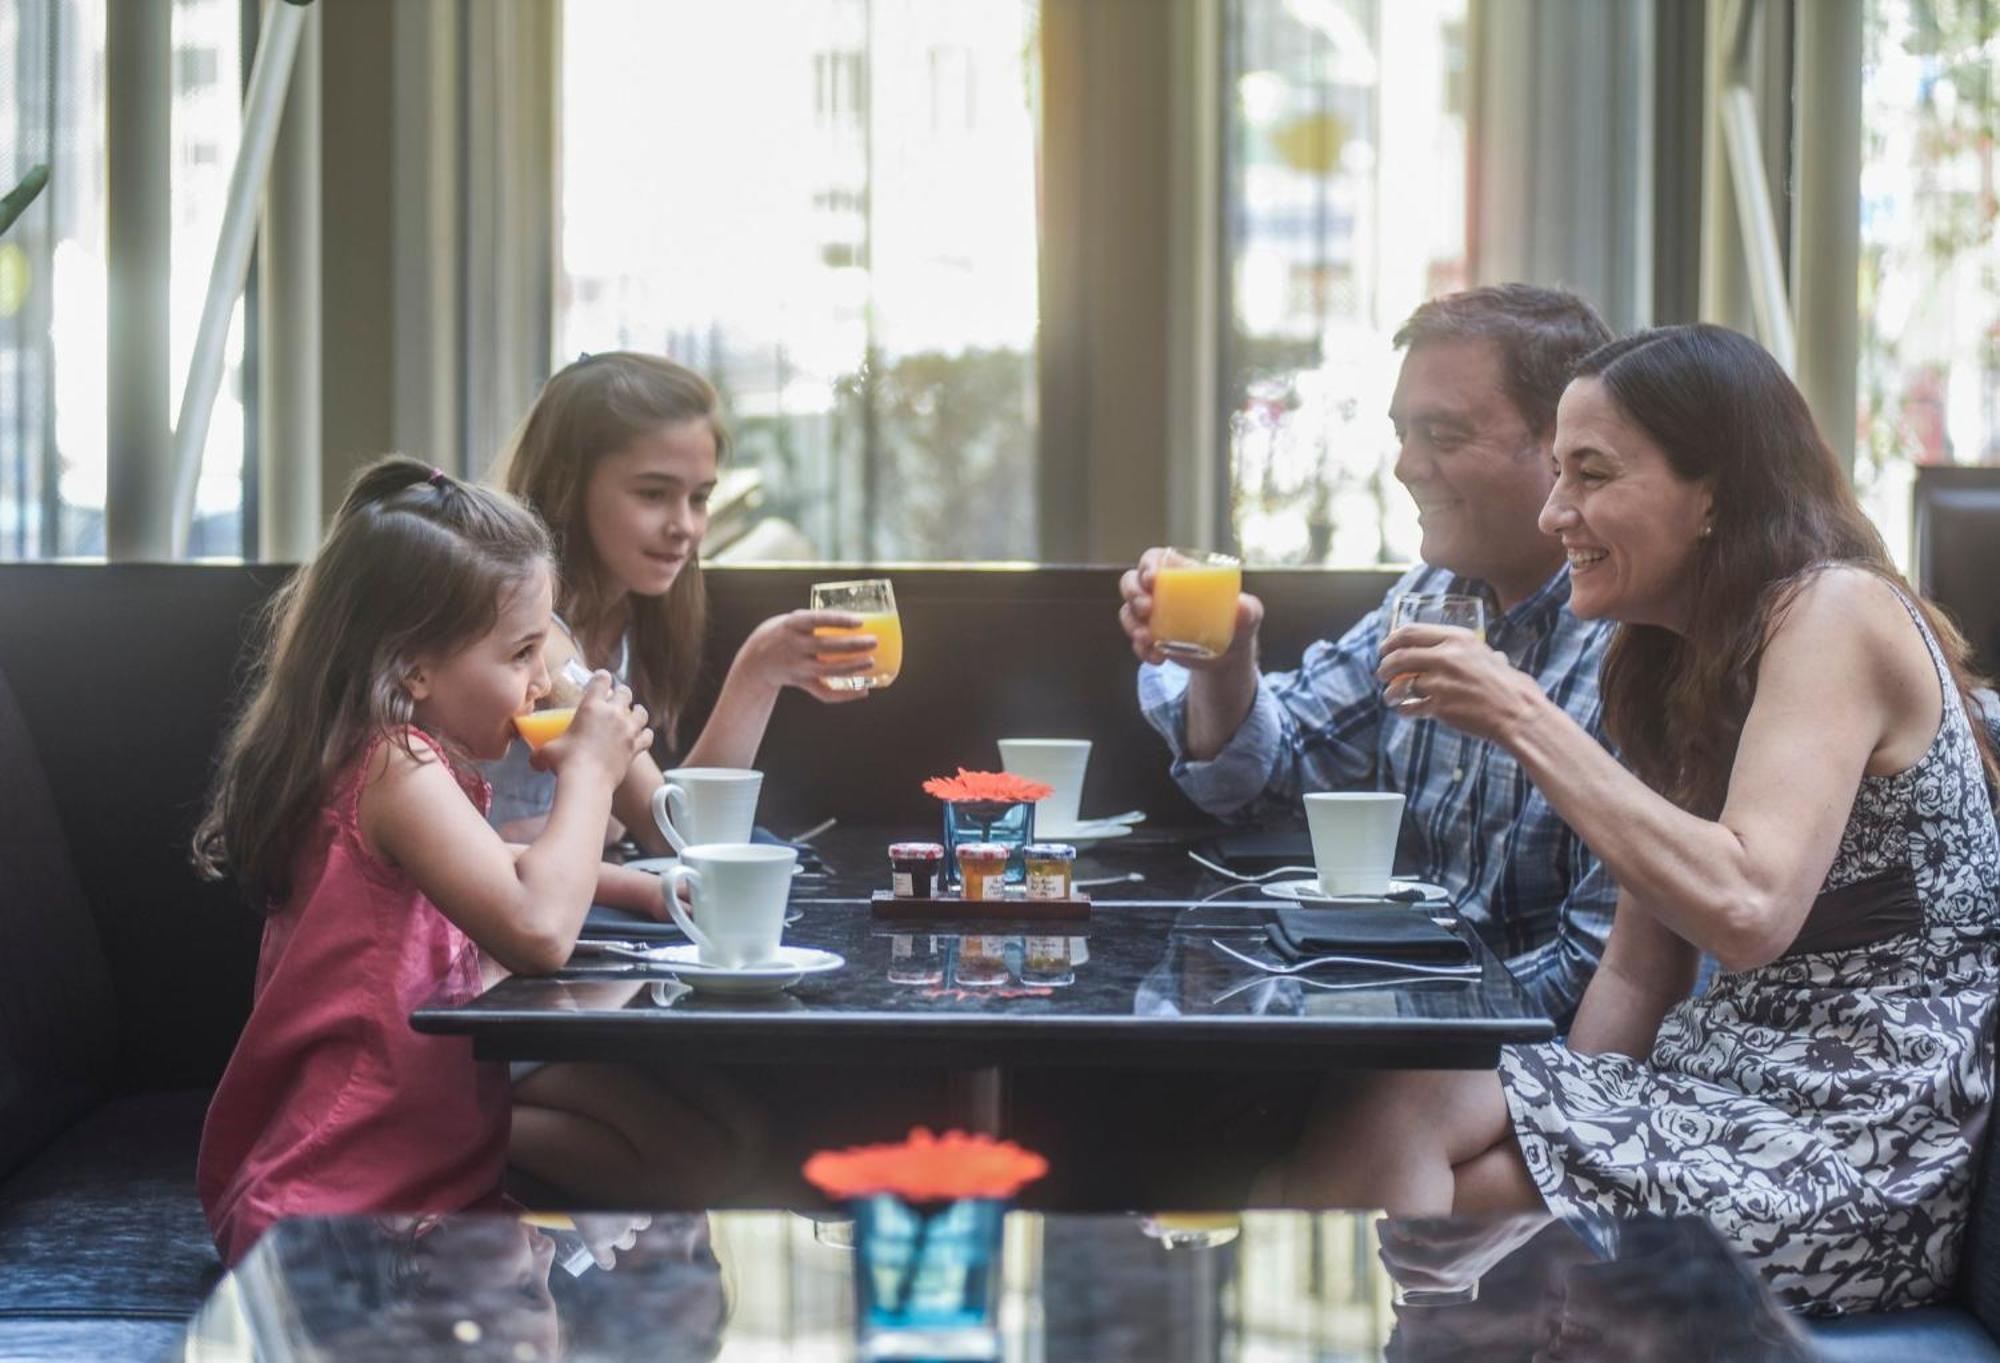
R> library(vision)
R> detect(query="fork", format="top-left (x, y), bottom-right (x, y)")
top-left (1208, 937), bottom-right (1480, 977)
top-left (1187, 851), bottom-right (1318, 882)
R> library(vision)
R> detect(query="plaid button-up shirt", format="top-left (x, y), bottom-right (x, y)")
top-left (1140, 563), bottom-right (1618, 1026)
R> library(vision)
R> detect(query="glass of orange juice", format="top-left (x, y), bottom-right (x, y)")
top-left (513, 658), bottom-right (593, 751)
top-left (1149, 548), bottom-right (1242, 660)
top-left (811, 578), bottom-right (902, 690)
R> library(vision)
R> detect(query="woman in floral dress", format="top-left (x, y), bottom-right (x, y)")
top-left (1271, 324), bottom-right (2000, 1316)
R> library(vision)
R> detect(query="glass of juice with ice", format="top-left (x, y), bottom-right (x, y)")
top-left (810, 578), bottom-right (902, 691)
top-left (1149, 548), bottom-right (1241, 661)
top-left (513, 658), bottom-right (594, 751)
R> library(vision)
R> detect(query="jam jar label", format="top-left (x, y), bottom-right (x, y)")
top-left (1025, 869), bottom-right (1069, 900)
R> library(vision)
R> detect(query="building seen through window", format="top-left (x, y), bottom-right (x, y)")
top-left (558, 0), bottom-right (1042, 564)
top-left (1858, 0), bottom-right (2000, 569)
top-left (1224, 0), bottom-right (1467, 567)
top-left (0, 0), bottom-right (245, 560)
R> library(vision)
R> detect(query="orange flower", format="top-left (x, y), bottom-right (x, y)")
top-left (922, 768), bottom-right (1054, 804)
top-left (803, 1127), bottom-right (1049, 1202)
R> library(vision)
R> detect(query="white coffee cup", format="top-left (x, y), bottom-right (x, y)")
top-left (650, 767), bottom-right (763, 854)
top-left (661, 843), bottom-right (798, 967)
top-left (1303, 792), bottom-right (1406, 897)
top-left (998, 738), bottom-right (1091, 836)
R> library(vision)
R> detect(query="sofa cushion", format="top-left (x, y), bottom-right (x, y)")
top-left (0, 664), bottom-right (115, 1182)
top-left (1806, 1305), bottom-right (2000, 1361)
top-left (0, 1089), bottom-right (219, 1321)
top-left (0, 1316), bottom-right (189, 1363)
top-left (1959, 1060), bottom-right (2000, 1338)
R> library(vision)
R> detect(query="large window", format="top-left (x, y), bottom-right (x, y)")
top-left (0, 0), bottom-right (103, 558)
top-left (557, 0), bottom-right (1042, 563)
top-left (1222, 0), bottom-right (1468, 567)
top-left (0, 0), bottom-right (248, 560)
top-left (1857, 0), bottom-right (2000, 569)
top-left (170, 0), bottom-right (250, 558)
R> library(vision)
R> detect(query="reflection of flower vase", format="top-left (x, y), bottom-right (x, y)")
top-left (941, 800), bottom-right (1034, 884)
top-left (852, 1194), bottom-right (1006, 1360)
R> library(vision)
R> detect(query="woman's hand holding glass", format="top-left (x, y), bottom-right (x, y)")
top-left (1376, 623), bottom-right (1543, 744)
top-left (1119, 547), bottom-right (1263, 671)
top-left (533, 671), bottom-right (652, 778)
top-left (737, 609), bottom-right (878, 703)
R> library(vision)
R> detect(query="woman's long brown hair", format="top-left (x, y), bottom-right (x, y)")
top-left (496, 352), bottom-right (728, 749)
top-left (1582, 325), bottom-right (1996, 816)
top-left (192, 458), bottom-right (553, 907)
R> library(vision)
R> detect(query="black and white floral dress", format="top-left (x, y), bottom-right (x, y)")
top-left (1499, 601), bottom-right (2000, 1315)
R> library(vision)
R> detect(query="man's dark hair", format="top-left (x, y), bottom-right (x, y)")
top-left (1392, 284), bottom-right (1613, 436)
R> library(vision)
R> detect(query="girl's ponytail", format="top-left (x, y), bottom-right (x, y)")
top-left (335, 456), bottom-right (445, 520)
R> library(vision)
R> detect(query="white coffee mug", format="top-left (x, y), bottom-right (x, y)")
top-left (1303, 792), bottom-right (1406, 897)
top-left (998, 738), bottom-right (1091, 836)
top-left (650, 767), bottom-right (763, 854)
top-left (661, 843), bottom-right (798, 968)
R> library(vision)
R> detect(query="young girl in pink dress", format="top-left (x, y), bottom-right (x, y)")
top-left (191, 458), bottom-right (727, 1265)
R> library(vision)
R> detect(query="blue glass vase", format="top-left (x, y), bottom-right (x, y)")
top-left (852, 1194), bottom-right (1006, 1360)
top-left (940, 800), bottom-right (1034, 884)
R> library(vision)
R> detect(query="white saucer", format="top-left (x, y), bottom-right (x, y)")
top-left (1038, 820), bottom-right (1135, 847)
top-left (646, 944), bottom-right (844, 995)
top-left (1261, 877), bottom-right (1451, 905)
top-left (627, 854), bottom-right (805, 878)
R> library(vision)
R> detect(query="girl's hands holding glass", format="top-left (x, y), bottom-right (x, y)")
top-left (735, 609), bottom-right (878, 703)
top-left (533, 670), bottom-right (652, 778)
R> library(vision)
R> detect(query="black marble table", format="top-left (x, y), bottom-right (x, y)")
top-left (178, 1210), bottom-right (1817, 1361)
top-left (412, 828), bottom-right (1556, 1073)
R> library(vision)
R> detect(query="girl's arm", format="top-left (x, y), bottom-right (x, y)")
top-left (1380, 568), bottom-right (1941, 971)
top-left (365, 677), bottom-right (650, 975)
top-left (597, 861), bottom-right (670, 916)
top-left (505, 843), bottom-right (670, 920)
top-left (609, 749), bottom-right (672, 855)
top-left (1563, 892), bottom-right (1700, 1057)
top-left (680, 609), bottom-right (878, 769)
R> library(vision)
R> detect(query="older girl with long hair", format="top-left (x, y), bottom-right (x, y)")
top-left (1271, 325), bottom-right (2000, 1316)
top-left (486, 352), bottom-right (876, 846)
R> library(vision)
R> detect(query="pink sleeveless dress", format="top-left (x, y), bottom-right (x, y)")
top-left (198, 727), bottom-right (511, 1265)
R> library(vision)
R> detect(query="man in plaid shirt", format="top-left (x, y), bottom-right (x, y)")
top-left (1121, 285), bottom-right (1618, 1026)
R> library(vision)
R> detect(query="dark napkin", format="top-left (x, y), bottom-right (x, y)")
top-left (582, 902), bottom-right (681, 940)
top-left (1199, 827), bottom-right (1313, 869)
top-left (1267, 906), bottom-right (1472, 965)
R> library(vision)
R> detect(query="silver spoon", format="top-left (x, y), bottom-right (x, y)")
top-left (1208, 937), bottom-right (1479, 977)
top-left (1187, 851), bottom-right (1317, 882)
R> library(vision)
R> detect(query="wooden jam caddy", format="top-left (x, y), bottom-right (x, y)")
top-left (869, 890), bottom-right (1092, 922)
top-left (877, 837), bottom-right (1088, 920)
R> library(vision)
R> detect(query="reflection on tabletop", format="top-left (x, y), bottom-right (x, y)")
top-left (882, 932), bottom-right (1089, 994)
top-left (1134, 921), bottom-right (1490, 1019)
top-left (184, 1211), bottom-right (1810, 1361)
